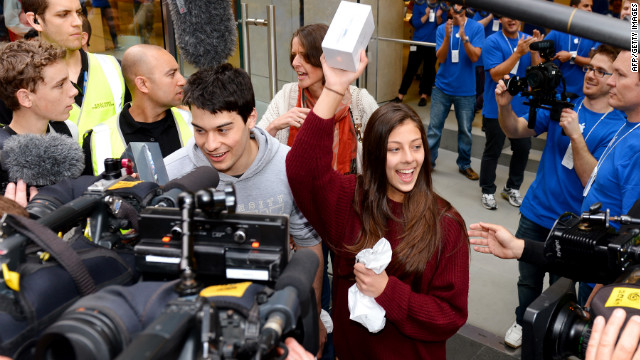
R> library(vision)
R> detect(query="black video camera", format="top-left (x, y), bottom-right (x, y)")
top-left (506, 40), bottom-right (574, 130)
top-left (522, 203), bottom-right (640, 360)
top-left (33, 181), bottom-right (318, 360)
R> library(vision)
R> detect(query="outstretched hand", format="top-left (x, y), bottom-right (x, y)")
top-left (468, 222), bottom-right (525, 260)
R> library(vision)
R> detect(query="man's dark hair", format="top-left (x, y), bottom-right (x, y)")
top-left (183, 63), bottom-right (255, 123)
top-left (81, 14), bottom-right (92, 46)
top-left (570, 0), bottom-right (586, 7)
top-left (22, 0), bottom-right (49, 19)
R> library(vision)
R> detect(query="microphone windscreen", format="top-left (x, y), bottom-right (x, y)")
top-left (275, 249), bottom-right (319, 305)
top-left (167, 0), bottom-right (237, 69)
top-left (164, 166), bottom-right (220, 192)
top-left (1, 133), bottom-right (85, 186)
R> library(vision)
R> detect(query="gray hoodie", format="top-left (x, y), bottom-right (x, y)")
top-left (163, 126), bottom-right (320, 247)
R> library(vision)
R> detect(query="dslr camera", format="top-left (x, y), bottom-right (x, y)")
top-left (506, 40), bottom-right (574, 130)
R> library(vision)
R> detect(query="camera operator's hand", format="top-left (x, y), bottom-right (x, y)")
top-left (281, 337), bottom-right (315, 360)
top-left (265, 107), bottom-right (311, 137)
top-left (554, 50), bottom-right (573, 63)
top-left (4, 180), bottom-right (38, 208)
top-left (559, 108), bottom-right (582, 140)
top-left (586, 308), bottom-right (640, 360)
top-left (354, 262), bottom-right (389, 298)
top-left (468, 222), bottom-right (525, 259)
top-left (495, 77), bottom-right (514, 107)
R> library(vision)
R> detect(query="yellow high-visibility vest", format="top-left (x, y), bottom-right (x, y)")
top-left (69, 52), bottom-right (125, 140)
top-left (89, 107), bottom-right (192, 175)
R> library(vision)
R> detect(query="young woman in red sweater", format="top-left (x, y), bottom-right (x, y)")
top-left (286, 51), bottom-right (469, 359)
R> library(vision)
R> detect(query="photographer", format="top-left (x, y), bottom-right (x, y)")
top-left (496, 44), bottom-right (626, 348)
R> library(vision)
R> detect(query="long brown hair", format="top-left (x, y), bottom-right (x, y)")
top-left (289, 23), bottom-right (327, 68)
top-left (350, 103), bottom-right (460, 275)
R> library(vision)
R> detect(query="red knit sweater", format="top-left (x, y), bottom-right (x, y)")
top-left (286, 110), bottom-right (469, 359)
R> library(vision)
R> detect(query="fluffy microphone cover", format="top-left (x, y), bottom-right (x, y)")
top-left (167, 0), bottom-right (237, 69)
top-left (2, 133), bottom-right (85, 186)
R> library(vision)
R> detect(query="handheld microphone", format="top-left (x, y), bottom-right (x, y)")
top-left (1, 132), bottom-right (85, 186)
top-left (152, 166), bottom-right (220, 207)
top-left (166, 0), bottom-right (237, 69)
top-left (258, 249), bottom-right (319, 355)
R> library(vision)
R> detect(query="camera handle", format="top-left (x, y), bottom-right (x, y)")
top-left (174, 191), bottom-right (202, 296)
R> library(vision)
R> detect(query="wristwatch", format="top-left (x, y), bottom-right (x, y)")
top-left (462, 37), bottom-right (469, 44)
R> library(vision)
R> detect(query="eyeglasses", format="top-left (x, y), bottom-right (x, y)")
top-left (583, 65), bottom-right (613, 78)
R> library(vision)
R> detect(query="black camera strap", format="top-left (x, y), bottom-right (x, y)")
top-left (5, 214), bottom-right (96, 296)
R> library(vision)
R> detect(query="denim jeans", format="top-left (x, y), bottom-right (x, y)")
top-left (427, 87), bottom-right (475, 170)
top-left (479, 117), bottom-right (531, 194)
top-left (514, 215), bottom-right (561, 325)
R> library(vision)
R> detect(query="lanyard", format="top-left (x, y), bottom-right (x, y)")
top-left (575, 99), bottom-right (611, 142)
top-left (501, 31), bottom-right (518, 54)
top-left (584, 122), bottom-right (640, 196)
top-left (568, 35), bottom-right (581, 54)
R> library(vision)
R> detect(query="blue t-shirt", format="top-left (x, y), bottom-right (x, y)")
top-left (482, 31), bottom-right (533, 119)
top-left (473, 13), bottom-right (501, 69)
top-left (520, 99), bottom-right (627, 229)
top-left (435, 18), bottom-right (485, 96)
top-left (411, 3), bottom-right (446, 43)
top-left (582, 121), bottom-right (640, 217)
top-left (545, 30), bottom-right (599, 97)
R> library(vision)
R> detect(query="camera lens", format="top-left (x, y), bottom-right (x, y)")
top-left (547, 300), bottom-right (592, 359)
top-left (35, 308), bottom-right (126, 360)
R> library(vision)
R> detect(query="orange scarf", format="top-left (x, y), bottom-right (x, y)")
top-left (287, 87), bottom-right (357, 174)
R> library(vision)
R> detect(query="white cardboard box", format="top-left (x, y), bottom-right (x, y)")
top-left (322, 1), bottom-right (375, 72)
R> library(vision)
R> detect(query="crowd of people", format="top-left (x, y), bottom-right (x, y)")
top-left (0, 0), bottom-right (639, 359)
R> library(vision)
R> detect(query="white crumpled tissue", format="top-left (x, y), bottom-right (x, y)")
top-left (347, 237), bottom-right (392, 333)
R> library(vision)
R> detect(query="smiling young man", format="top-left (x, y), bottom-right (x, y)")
top-left (496, 44), bottom-right (626, 348)
top-left (22, 0), bottom-right (126, 138)
top-left (163, 64), bottom-right (324, 341)
top-left (0, 38), bottom-right (79, 194)
top-left (82, 44), bottom-right (191, 175)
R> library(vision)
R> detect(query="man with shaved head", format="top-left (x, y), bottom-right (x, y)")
top-left (82, 44), bottom-right (192, 175)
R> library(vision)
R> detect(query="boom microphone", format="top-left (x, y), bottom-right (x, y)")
top-left (1, 133), bottom-right (85, 186)
top-left (151, 166), bottom-right (220, 207)
top-left (166, 0), bottom-right (237, 69)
